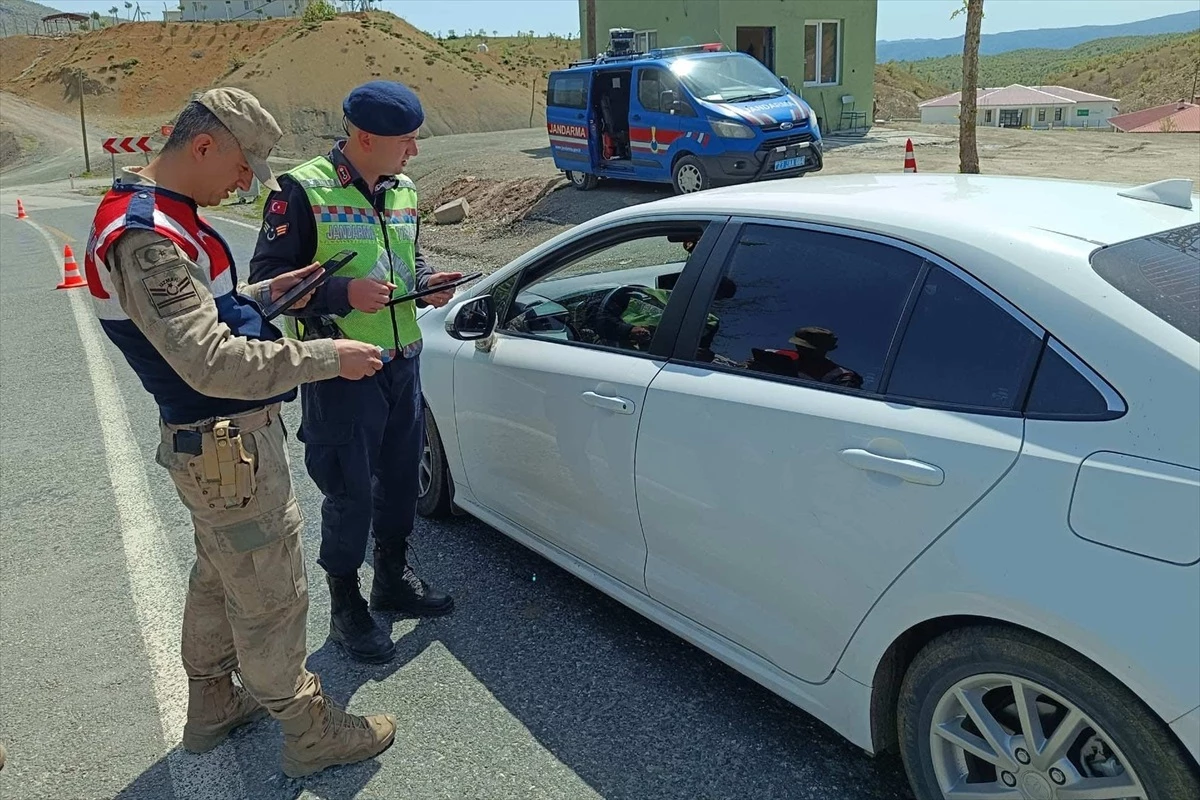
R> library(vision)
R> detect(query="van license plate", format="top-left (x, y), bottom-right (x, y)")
top-left (774, 157), bottom-right (805, 171)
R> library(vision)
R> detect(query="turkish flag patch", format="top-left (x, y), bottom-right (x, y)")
top-left (268, 199), bottom-right (288, 215)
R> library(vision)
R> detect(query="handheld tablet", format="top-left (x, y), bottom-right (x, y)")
top-left (262, 250), bottom-right (357, 320)
top-left (385, 272), bottom-right (484, 307)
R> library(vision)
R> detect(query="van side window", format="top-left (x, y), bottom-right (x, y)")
top-left (549, 74), bottom-right (588, 110)
top-left (638, 68), bottom-right (682, 113)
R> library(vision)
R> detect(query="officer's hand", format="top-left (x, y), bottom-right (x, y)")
top-left (348, 278), bottom-right (397, 313)
top-left (269, 262), bottom-right (324, 310)
top-left (334, 340), bottom-right (384, 380)
top-left (423, 271), bottom-right (464, 308)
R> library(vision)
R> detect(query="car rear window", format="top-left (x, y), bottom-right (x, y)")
top-left (1090, 223), bottom-right (1200, 342)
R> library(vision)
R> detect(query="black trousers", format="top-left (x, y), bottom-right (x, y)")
top-left (297, 354), bottom-right (423, 577)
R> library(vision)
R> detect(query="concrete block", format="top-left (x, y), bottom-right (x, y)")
top-left (433, 198), bottom-right (470, 224)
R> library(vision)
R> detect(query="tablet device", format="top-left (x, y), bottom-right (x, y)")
top-left (384, 271), bottom-right (484, 307)
top-left (262, 249), bottom-right (357, 320)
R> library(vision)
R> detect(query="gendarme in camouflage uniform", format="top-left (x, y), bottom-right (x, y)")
top-left (84, 87), bottom-right (393, 778)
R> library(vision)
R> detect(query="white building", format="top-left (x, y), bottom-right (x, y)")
top-left (919, 84), bottom-right (1119, 129)
top-left (179, 0), bottom-right (311, 22)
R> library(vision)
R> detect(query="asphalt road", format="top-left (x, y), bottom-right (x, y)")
top-left (0, 186), bottom-right (916, 800)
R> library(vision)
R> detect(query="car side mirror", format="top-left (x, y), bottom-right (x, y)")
top-left (445, 294), bottom-right (496, 341)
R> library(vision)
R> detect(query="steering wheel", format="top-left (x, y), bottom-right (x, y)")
top-left (599, 284), bottom-right (658, 349)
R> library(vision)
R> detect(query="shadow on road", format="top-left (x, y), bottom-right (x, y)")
top-left (114, 517), bottom-right (913, 800)
top-left (520, 146), bottom-right (554, 161)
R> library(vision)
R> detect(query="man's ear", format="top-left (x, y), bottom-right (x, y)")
top-left (357, 128), bottom-right (373, 153)
top-left (191, 133), bottom-right (216, 160)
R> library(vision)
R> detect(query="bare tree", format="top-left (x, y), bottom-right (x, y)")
top-left (953, 0), bottom-right (984, 173)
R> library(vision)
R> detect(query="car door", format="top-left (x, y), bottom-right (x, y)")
top-left (452, 217), bottom-right (726, 591)
top-left (546, 70), bottom-right (596, 173)
top-left (631, 66), bottom-right (691, 178)
top-left (635, 220), bottom-right (1043, 683)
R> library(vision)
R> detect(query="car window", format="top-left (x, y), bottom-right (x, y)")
top-left (638, 69), bottom-right (663, 111)
top-left (886, 267), bottom-right (1043, 411)
top-left (549, 73), bottom-right (588, 109)
top-left (1090, 223), bottom-right (1199, 343)
top-left (503, 227), bottom-right (705, 355)
top-left (1024, 341), bottom-right (1112, 418)
top-left (694, 224), bottom-right (923, 392)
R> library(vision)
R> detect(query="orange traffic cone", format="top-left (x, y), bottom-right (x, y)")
top-left (56, 244), bottom-right (87, 290)
top-left (903, 139), bottom-right (918, 173)
top-left (16, 199), bottom-right (28, 219)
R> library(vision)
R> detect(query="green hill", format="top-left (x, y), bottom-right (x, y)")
top-left (896, 32), bottom-right (1196, 93)
top-left (1046, 32), bottom-right (1200, 112)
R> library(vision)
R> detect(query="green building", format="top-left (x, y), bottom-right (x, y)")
top-left (576, 0), bottom-right (877, 133)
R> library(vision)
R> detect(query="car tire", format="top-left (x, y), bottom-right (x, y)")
top-left (897, 625), bottom-right (1199, 800)
top-left (567, 170), bottom-right (598, 190)
top-left (671, 155), bottom-right (709, 194)
top-left (416, 404), bottom-right (453, 519)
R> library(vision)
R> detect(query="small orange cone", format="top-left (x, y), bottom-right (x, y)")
top-left (16, 199), bottom-right (28, 219)
top-left (903, 139), bottom-right (918, 173)
top-left (56, 244), bottom-right (87, 290)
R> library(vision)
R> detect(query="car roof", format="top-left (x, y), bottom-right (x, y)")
top-left (626, 173), bottom-right (1197, 246)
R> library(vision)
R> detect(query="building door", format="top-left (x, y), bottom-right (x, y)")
top-left (736, 26), bottom-right (776, 72)
top-left (999, 108), bottom-right (1023, 128)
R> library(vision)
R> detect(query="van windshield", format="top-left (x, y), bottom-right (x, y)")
top-left (669, 53), bottom-right (786, 103)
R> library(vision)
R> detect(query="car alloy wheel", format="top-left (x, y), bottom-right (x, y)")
top-left (928, 672), bottom-right (1148, 798)
top-left (418, 436), bottom-right (434, 499)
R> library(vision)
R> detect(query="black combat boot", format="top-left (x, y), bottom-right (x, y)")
top-left (326, 572), bottom-right (396, 664)
top-left (369, 543), bottom-right (455, 617)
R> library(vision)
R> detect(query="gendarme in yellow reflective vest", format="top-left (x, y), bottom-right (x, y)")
top-left (284, 156), bottom-right (421, 349)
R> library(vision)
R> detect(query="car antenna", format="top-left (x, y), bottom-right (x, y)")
top-left (1116, 178), bottom-right (1195, 210)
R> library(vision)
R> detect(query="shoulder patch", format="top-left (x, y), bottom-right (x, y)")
top-left (132, 239), bottom-right (182, 271)
top-left (268, 199), bottom-right (288, 215)
top-left (142, 264), bottom-right (201, 318)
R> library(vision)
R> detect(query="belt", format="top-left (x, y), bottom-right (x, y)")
top-left (163, 403), bottom-right (281, 454)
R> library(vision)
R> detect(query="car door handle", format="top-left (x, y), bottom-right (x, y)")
top-left (838, 449), bottom-right (944, 486)
top-left (581, 391), bottom-right (634, 415)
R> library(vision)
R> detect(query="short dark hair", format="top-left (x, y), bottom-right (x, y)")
top-left (162, 101), bottom-right (234, 153)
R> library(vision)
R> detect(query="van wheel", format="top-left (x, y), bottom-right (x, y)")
top-left (567, 171), bottom-right (598, 190)
top-left (672, 155), bottom-right (709, 194)
top-left (897, 625), bottom-right (1200, 800)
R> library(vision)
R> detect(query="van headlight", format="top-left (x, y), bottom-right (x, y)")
top-left (709, 119), bottom-right (755, 139)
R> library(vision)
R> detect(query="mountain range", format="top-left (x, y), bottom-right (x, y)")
top-left (877, 10), bottom-right (1200, 63)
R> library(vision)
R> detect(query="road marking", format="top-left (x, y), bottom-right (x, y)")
top-left (208, 212), bottom-right (260, 231)
top-left (21, 215), bottom-right (249, 800)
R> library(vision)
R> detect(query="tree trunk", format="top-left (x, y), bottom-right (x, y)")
top-left (959, 0), bottom-right (984, 173)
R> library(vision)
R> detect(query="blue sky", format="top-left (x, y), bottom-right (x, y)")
top-left (43, 0), bottom-right (1200, 40)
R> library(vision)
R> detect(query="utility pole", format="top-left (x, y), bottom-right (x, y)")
top-left (78, 69), bottom-right (91, 174)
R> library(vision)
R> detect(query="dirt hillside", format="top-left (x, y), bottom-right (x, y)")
top-left (0, 11), bottom-right (579, 155)
top-left (873, 63), bottom-right (950, 120)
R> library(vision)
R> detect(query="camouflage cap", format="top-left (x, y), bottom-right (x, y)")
top-left (195, 87), bottom-right (282, 191)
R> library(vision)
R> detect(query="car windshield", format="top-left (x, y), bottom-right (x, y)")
top-left (1090, 223), bottom-right (1199, 342)
top-left (669, 53), bottom-right (785, 103)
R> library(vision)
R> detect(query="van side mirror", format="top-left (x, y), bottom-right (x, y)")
top-left (445, 295), bottom-right (496, 341)
top-left (780, 75), bottom-right (791, 89)
top-left (660, 89), bottom-right (677, 109)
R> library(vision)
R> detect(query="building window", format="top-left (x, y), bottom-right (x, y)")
top-left (804, 20), bottom-right (840, 86)
top-left (984, 109), bottom-right (993, 123)
top-left (1055, 107), bottom-right (1063, 122)
top-left (1037, 108), bottom-right (1046, 122)
top-left (635, 30), bottom-right (658, 52)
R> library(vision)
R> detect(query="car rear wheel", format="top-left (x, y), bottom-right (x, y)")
top-left (898, 626), bottom-right (1199, 800)
top-left (567, 170), bottom-right (598, 190)
top-left (416, 404), bottom-right (453, 519)
top-left (671, 155), bottom-right (709, 194)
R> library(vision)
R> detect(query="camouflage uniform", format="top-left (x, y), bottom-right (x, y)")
top-left (87, 87), bottom-right (394, 776)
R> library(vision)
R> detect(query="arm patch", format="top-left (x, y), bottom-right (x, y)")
top-left (141, 264), bottom-right (201, 318)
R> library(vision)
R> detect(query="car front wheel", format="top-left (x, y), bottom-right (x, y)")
top-left (898, 626), bottom-right (1199, 800)
top-left (416, 404), bottom-right (453, 518)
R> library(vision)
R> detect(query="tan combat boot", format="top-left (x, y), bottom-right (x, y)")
top-left (181, 675), bottom-right (268, 753)
top-left (280, 686), bottom-right (396, 779)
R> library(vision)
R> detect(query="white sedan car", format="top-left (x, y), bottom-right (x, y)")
top-left (414, 174), bottom-right (1200, 800)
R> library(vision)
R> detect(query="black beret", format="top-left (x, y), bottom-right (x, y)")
top-left (343, 80), bottom-right (424, 136)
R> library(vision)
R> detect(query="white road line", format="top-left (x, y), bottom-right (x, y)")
top-left (22, 216), bottom-right (248, 800)
top-left (208, 212), bottom-right (260, 231)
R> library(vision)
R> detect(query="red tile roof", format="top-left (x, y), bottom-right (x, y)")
top-left (1124, 104), bottom-right (1200, 133)
top-left (1110, 101), bottom-right (1200, 132)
